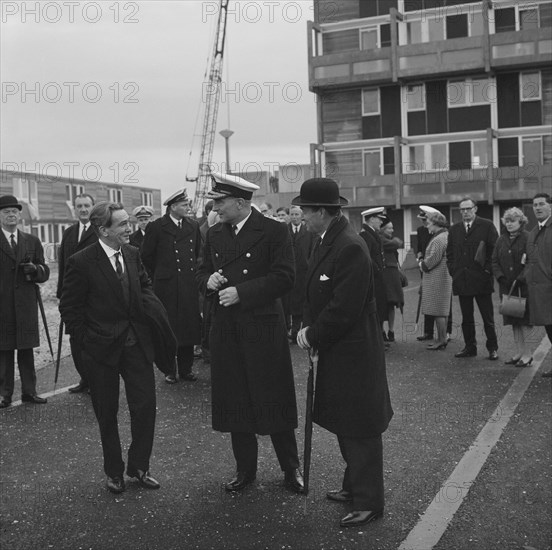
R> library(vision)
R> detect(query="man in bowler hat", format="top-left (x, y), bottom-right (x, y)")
top-left (196, 172), bottom-right (304, 494)
top-left (293, 178), bottom-right (393, 528)
top-left (0, 195), bottom-right (50, 408)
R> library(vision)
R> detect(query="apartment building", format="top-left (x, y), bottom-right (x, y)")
top-left (0, 169), bottom-right (161, 259)
top-left (308, 0), bottom-right (552, 246)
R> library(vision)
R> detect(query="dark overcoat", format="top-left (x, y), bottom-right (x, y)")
top-left (446, 216), bottom-right (498, 296)
top-left (359, 223), bottom-right (387, 322)
top-left (129, 229), bottom-right (145, 252)
top-left (492, 230), bottom-right (530, 325)
top-left (304, 216), bottom-right (393, 438)
top-left (0, 230), bottom-right (50, 350)
top-left (56, 223), bottom-right (97, 298)
top-left (196, 208), bottom-right (298, 435)
top-left (288, 223), bottom-right (314, 316)
top-left (59, 243), bottom-right (155, 367)
top-left (141, 214), bottom-right (202, 346)
top-left (521, 218), bottom-right (552, 325)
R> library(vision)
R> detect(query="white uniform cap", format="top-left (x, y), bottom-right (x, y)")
top-left (163, 189), bottom-right (188, 207)
top-left (361, 206), bottom-right (386, 219)
top-left (132, 205), bottom-right (154, 218)
top-left (206, 172), bottom-right (260, 200)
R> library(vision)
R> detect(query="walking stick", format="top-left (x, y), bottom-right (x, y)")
top-left (35, 284), bottom-right (55, 364)
top-left (54, 319), bottom-right (64, 392)
top-left (303, 348), bottom-right (318, 514)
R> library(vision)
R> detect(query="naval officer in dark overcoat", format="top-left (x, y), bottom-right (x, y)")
top-left (196, 172), bottom-right (304, 494)
top-left (141, 189), bottom-right (202, 381)
top-left (294, 178), bottom-right (393, 528)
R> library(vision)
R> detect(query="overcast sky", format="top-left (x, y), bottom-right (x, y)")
top-left (1, 1), bottom-right (317, 201)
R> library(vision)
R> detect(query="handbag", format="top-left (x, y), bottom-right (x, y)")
top-left (399, 267), bottom-right (408, 288)
top-left (499, 281), bottom-right (526, 318)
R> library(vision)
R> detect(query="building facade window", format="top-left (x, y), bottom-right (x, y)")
top-left (140, 191), bottom-right (153, 207)
top-left (360, 24), bottom-right (391, 49)
top-left (362, 88), bottom-right (380, 115)
top-left (520, 72), bottom-right (541, 101)
top-left (406, 84), bottom-right (425, 111)
top-left (363, 149), bottom-right (382, 176)
top-left (108, 188), bottom-right (123, 203)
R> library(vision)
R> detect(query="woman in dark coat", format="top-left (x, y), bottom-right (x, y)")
top-left (492, 207), bottom-right (532, 367)
top-left (294, 178), bottom-right (393, 528)
top-left (380, 219), bottom-right (404, 342)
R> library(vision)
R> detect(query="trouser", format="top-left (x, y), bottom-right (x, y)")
top-left (230, 430), bottom-right (300, 475)
top-left (0, 349), bottom-right (37, 400)
top-left (458, 294), bottom-right (498, 351)
top-left (337, 434), bottom-right (384, 511)
top-left (84, 344), bottom-right (156, 478)
top-left (69, 335), bottom-right (88, 386)
top-left (177, 345), bottom-right (194, 376)
top-left (290, 314), bottom-right (303, 340)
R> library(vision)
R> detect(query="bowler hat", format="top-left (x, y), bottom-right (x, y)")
top-left (0, 195), bottom-right (22, 211)
top-left (291, 178), bottom-right (348, 207)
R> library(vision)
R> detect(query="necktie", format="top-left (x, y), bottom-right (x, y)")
top-left (466, 223), bottom-right (470, 233)
top-left (178, 220), bottom-right (182, 230)
top-left (79, 224), bottom-right (86, 242)
top-left (114, 252), bottom-right (123, 278)
top-left (232, 225), bottom-right (238, 238)
top-left (10, 234), bottom-right (17, 254)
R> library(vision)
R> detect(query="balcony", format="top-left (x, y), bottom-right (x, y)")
top-left (334, 164), bottom-right (552, 208)
top-left (309, 23), bottom-right (551, 91)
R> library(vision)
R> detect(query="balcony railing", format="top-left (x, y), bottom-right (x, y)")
top-left (334, 164), bottom-right (552, 208)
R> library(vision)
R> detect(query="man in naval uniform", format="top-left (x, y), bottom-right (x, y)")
top-left (196, 172), bottom-right (304, 494)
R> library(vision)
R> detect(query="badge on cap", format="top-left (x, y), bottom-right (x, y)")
top-left (207, 172), bottom-right (259, 200)
top-left (361, 207), bottom-right (386, 219)
top-left (132, 205), bottom-right (154, 218)
top-left (163, 189), bottom-right (188, 207)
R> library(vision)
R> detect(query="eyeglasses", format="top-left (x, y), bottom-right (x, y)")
top-left (459, 207), bottom-right (474, 212)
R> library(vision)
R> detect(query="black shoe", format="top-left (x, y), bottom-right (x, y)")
top-left (387, 331), bottom-right (395, 342)
top-left (455, 348), bottom-right (477, 358)
top-left (106, 476), bottom-right (125, 494)
top-left (68, 382), bottom-right (89, 393)
top-left (225, 471), bottom-right (256, 492)
top-left (326, 489), bottom-right (352, 502)
top-left (0, 399), bottom-right (12, 409)
top-left (504, 357), bottom-right (521, 365)
top-left (340, 510), bottom-right (383, 528)
top-left (284, 469), bottom-right (304, 494)
top-left (382, 331), bottom-right (389, 342)
top-left (180, 373), bottom-right (198, 382)
top-left (488, 350), bottom-right (499, 361)
top-left (127, 468), bottom-right (160, 489)
top-left (427, 342), bottom-right (447, 350)
top-left (515, 357), bottom-right (533, 368)
top-left (417, 334), bottom-right (433, 341)
top-left (21, 394), bottom-right (47, 404)
top-left (164, 375), bottom-right (177, 384)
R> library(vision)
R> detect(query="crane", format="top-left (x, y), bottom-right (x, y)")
top-left (189, 0), bottom-right (230, 214)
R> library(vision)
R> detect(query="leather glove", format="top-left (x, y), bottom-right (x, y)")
top-left (21, 262), bottom-right (37, 275)
top-left (296, 327), bottom-right (310, 350)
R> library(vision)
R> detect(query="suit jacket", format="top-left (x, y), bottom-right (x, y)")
top-left (288, 222), bottom-right (314, 315)
top-left (141, 215), bottom-right (202, 346)
top-left (446, 216), bottom-right (498, 296)
top-left (0, 230), bottom-right (50, 350)
top-left (57, 222), bottom-right (97, 298)
top-left (59, 242), bottom-right (155, 367)
top-left (303, 216), bottom-right (393, 438)
top-left (196, 208), bottom-right (298, 434)
top-left (522, 217), bottom-right (552, 325)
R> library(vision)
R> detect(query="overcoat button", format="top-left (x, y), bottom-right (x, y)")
top-left (246, 253), bottom-right (251, 258)
top-left (243, 269), bottom-right (248, 275)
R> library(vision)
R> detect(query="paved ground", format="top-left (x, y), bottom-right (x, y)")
top-left (1, 268), bottom-right (551, 550)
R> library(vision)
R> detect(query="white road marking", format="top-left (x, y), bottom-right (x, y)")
top-left (398, 336), bottom-right (551, 550)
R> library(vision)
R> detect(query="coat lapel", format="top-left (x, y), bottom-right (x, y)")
top-left (0, 230), bottom-right (16, 262)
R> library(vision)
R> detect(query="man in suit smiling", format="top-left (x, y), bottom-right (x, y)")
top-left (60, 201), bottom-right (160, 495)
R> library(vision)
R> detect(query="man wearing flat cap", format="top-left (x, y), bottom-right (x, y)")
top-left (129, 205), bottom-right (154, 252)
top-left (0, 195), bottom-right (50, 408)
top-left (196, 172), bottom-right (304, 494)
top-left (57, 192), bottom-right (97, 394)
top-left (359, 207), bottom-right (388, 342)
top-left (293, 178), bottom-right (393, 528)
top-left (141, 189), bottom-right (201, 382)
